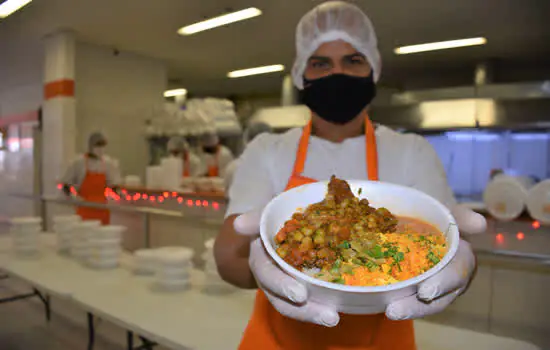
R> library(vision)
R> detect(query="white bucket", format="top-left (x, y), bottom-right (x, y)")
top-left (483, 175), bottom-right (536, 221)
top-left (526, 180), bottom-right (550, 225)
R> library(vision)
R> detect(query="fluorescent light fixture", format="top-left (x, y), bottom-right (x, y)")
top-left (164, 88), bottom-right (187, 97)
top-left (0, 0), bottom-right (32, 18)
top-left (394, 37), bottom-right (487, 55)
top-left (228, 64), bottom-right (285, 78)
top-left (178, 7), bottom-right (262, 35)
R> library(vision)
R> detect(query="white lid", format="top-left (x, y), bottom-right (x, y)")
top-left (157, 248), bottom-right (194, 264)
top-left (11, 217), bottom-right (42, 225)
top-left (483, 176), bottom-right (530, 220)
top-left (79, 220), bottom-right (102, 228)
top-left (134, 249), bottom-right (158, 259)
top-left (526, 180), bottom-right (550, 225)
top-left (53, 215), bottom-right (81, 223)
top-left (204, 238), bottom-right (215, 250)
top-left (98, 225), bottom-right (127, 233)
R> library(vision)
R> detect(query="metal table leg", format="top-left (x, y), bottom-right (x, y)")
top-left (0, 287), bottom-right (50, 322)
top-left (87, 312), bottom-right (95, 350)
top-left (127, 331), bottom-right (134, 350)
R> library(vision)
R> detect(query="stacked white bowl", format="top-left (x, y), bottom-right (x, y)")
top-left (133, 248), bottom-right (159, 275)
top-left (53, 215), bottom-right (81, 254)
top-left (87, 225), bottom-right (126, 269)
top-left (202, 238), bottom-right (233, 292)
top-left (10, 217), bottom-right (42, 256)
top-left (70, 220), bottom-right (101, 263)
top-left (155, 247), bottom-right (194, 291)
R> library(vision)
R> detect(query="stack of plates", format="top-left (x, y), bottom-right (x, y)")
top-left (70, 220), bottom-right (101, 262)
top-left (53, 215), bottom-right (81, 254)
top-left (133, 249), bottom-right (159, 275)
top-left (87, 225), bottom-right (126, 269)
top-left (10, 217), bottom-right (42, 256)
top-left (155, 247), bottom-right (194, 291)
top-left (202, 238), bottom-right (233, 293)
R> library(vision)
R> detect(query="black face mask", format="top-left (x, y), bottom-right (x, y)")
top-left (299, 73), bottom-right (376, 125)
top-left (203, 146), bottom-right (218, 154)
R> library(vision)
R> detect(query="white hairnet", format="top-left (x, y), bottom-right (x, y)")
top-left (88, 132), bottom-right (107, 152)
top-left (292, 1), bottom-right (381, 90)
top-left (202, 132), bottom-right (219, 147)
top-left (167, 136), bottom-right (189, 152)
top-left (243, 122), bottom-right (272, 144)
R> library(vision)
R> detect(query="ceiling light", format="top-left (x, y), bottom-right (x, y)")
top-left (394, 37), bottom-right (487, 55)
top-left (164, 88), bottom-right (187, 97)
top-left (0, 0), bottom-right (32, 18)
top-left (178, 7), bottom-right (262, 36)
top-left (228, 64), bottom-right (285, 78)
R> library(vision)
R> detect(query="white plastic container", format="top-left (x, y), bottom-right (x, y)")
top-left (483, 175), bottom-right (536, 221)
top-left (260, 180), bottom-right (459, 315)
top-left (133, 249), bottom-right (159, 275)
top-left (526, 179), bottom-right (550, 225)
top-left (70, 220), bottom-right (101, 261)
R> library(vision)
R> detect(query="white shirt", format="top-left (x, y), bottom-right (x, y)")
top-left (227, 125), bottom-right (455, 218)
top-left (201, 145), bottom-right (235, 178)
top-left (61, 154), bottom-right (121, 189)
top-left (184, 152), bottom-right (207, 177)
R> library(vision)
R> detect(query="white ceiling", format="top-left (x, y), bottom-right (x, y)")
top-left (1, 0), bottom-right (549, 97)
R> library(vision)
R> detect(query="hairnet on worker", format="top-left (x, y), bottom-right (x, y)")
top-left (167, 136), bottom-right (189, 154)
top-left (291, 1), bottom-right (381, 90)
top-left (202, 132), bottom-right (220, 148)
top-left (88, 131), bottom-right (107, 153)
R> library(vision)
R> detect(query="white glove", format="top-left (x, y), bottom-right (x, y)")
top-left (386, 205), bottom-right (487, 320)
top-left (234, 204), bottom-right (486, 326)
top-left (234, 210), bottom-right (340, 327)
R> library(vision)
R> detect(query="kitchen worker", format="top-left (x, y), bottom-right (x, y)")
top-left (167, 136), bottom-right (205, 177)
top-left (61, 132), bottom-right (121, 225)
top-left (214, 2), bottom-right (487, 350)
top-left (224, 122), bottom-right (273, 192)
top-left (200, 132), bottom-right (234, 177)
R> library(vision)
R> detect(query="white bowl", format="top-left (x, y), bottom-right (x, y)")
top-left (260, 180), bottom-right (459, 315)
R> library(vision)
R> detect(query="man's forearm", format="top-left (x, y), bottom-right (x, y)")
top-left (214, 215), bottom-right (258, 289)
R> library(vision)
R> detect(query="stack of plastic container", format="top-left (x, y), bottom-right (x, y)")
top-left (87, 225), bottom-right (126, 269)
top-left (155, 247), bottom-right (193, 291)
top-left (70, 220), bottom-right (101, 263)
top-left (10, 217), bottom-right (42, 257)
top-left (133, 248), bottom-right (159, 275)
top-left (53, 215), bottom-right (81, 254)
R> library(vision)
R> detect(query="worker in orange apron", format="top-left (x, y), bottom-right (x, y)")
top-left (201, 132), bottom-right (234, 177)
top-left (167, 136), bottom-right (205, 177)
top-left (213, 2), bottom-right (487, 349)
top-left (61, 132), bottom-right (121, 225)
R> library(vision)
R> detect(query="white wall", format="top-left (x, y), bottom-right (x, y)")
top-left (0, 35), bottom-right (43, 222)
top-left (75, 42), bottom-right (167, 179)
top-left (0, 36), bottom-right (43, 117)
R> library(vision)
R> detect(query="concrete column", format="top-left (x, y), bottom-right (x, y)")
top-left (41, 30), bottom-right (76, 196)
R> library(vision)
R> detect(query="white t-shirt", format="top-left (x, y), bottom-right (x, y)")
top-left (226, 125), bottom-right (455, 218)
top-left (201, 145), bottom-right (235, 178)
top-left (61, 154), bottom-right (121, 190)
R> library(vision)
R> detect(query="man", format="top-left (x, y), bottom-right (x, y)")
top-left (200, 132), bottom-right (234, 177)
top-left (214, 2), bottom-right (486, 349)
top-left (166, 136), bottom-right (205, 177)
top-left (61, 132), bottom-right (120, 225)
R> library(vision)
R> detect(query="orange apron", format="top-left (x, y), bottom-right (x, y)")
top-left (183, 152), bottom-right (191, 177)
top-left (76, 156), bottom-right (110, 225)
top-left (238, 118), bottom-right (416, 350)
top-left (207, 147), bottom-right (220, 177)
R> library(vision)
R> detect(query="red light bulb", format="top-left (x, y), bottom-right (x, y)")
top-left (516, 232), bottom-right (525, 241)
top-left (532, 221), bottom-right (541, 229)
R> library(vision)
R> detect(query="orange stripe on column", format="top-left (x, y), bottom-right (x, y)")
top-left (44, 79), bottom-right (75, 99)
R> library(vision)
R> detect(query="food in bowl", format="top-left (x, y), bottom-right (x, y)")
top-left (274, 176), bottom-right (447, 287)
